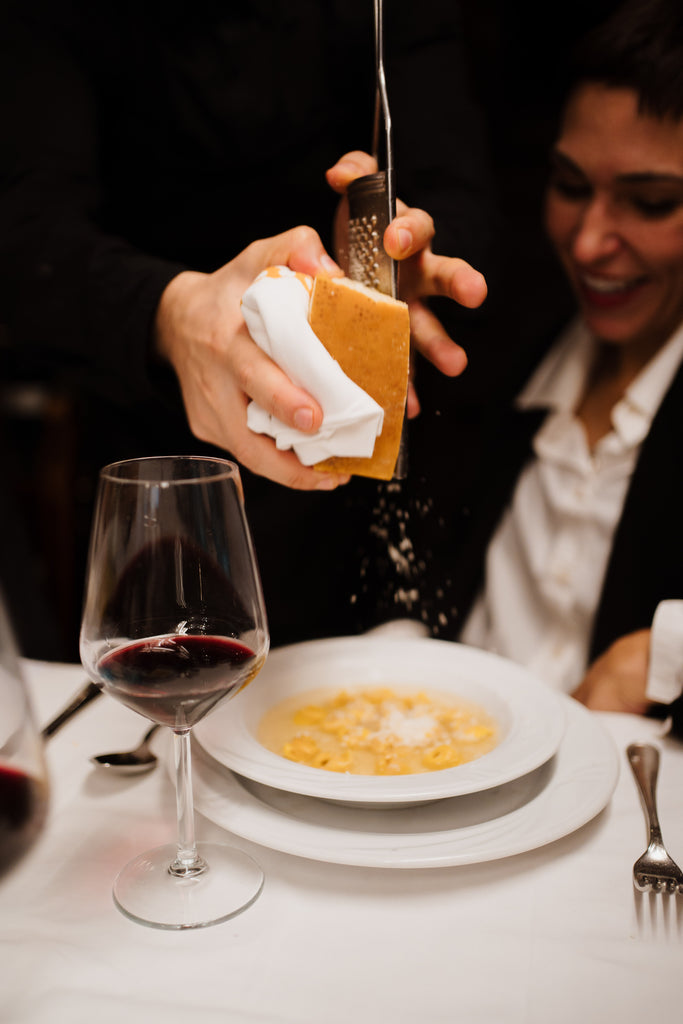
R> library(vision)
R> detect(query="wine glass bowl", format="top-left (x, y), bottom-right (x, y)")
top-left (80, 456), bottom-right (269, 929)
top-left (0, 593), bottom-right (49, 881)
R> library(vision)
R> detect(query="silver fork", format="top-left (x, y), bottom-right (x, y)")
top-left (627, 742), bottom-right (683, 894)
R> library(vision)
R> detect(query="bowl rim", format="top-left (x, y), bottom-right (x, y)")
top-left (193, 635), bottom-right (567, 805)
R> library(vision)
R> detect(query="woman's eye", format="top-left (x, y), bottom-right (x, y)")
top-left (631, 196), bottom-right (682, 218)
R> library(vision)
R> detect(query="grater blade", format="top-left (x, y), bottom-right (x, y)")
top-left (347, 171), bottom-right (397, 299)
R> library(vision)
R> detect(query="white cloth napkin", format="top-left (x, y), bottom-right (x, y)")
top-left (242, 266), bottom-right (384, 465)
top-left (647, 599), bottom-right (683, 704)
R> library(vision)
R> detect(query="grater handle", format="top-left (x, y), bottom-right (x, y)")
top-left (372, 0), bottom-right (395, 230)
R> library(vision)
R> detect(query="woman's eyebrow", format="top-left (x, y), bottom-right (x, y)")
top-left (615, 171), bottom-right (683, 185)
top-left (551, 148), bottom-right (683, 186)
top-left (549, 149), bottom-right (585, 175)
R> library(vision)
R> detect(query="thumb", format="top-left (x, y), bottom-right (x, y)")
top-left (266, 225), bottom-right (342, 279)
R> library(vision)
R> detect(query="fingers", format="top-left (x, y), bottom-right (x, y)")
top-left (406, 380), bottom-right (421, 419)
top-left (235, 434), bottom-right (352, 491)
top-left (178, 343), bottom-right (350, 492)
top-left (242, 225), bottom-right (341, 280)
top-left (158, 263), bottom-right (328, 441)
top-left (325, 151), bottom-right (378, 194)
top-left (229, 324), bottom-right (325, 433)
top-left (384, 209), bottom-right (488, 309)
top-left (408, 300), bottom-right (468, 377)
top-left (227, 394), bottom-right (352, 491)
top-left (422, 252), bottom-right (488, 308)
top-left (384, 208), bottom-right (436, 262)
top-left (325, 163), bottom-right (488, 312)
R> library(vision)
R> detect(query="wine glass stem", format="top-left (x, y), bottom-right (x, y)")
top-left (170, 728), bottom-right (206, 878)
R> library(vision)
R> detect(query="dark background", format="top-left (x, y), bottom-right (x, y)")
top-left (0, 1), bottom-right (622, 660)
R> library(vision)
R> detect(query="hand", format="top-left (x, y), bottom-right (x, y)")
top-left (326, 151), bottom-right (488, 417)
top-left (154, 226), bottom-right (351, 491)
top-left (571, 630), bottom-right (653, 714)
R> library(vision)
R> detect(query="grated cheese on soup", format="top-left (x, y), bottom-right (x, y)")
top-left (257, 686), bottom-right (499, 775)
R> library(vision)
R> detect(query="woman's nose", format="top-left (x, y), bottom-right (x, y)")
top-left (571, 198), bottom-right (622, 264)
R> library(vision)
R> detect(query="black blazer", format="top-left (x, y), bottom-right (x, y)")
top-left (421, 351), bottom-right (683, 730)
top-left (590, 358), bottom-right (683, 661)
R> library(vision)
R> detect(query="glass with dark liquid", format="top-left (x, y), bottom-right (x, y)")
top-left (0, 593), bottom-right (49, 880)
top-left (80, 457), bottom-right (269, 929)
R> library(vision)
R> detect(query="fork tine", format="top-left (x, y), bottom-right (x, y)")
top-left (633, 849), bottom-right (683, 893)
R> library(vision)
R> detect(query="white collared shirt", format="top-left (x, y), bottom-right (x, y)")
top-left (461, 319), bottom-right (683, 695)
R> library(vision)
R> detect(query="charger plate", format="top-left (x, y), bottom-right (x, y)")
top-left (193, 637), bottom-right (567, 806)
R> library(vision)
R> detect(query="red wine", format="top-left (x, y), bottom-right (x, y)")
top-left (98, 634), bottom-right (263, 729)
top-left (0, 764), bottom-right (48, 879)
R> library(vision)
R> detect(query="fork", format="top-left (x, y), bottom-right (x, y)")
top-left (627, 742), bottom-right (683, 894)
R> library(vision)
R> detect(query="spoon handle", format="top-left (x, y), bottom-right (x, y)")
top-left (41, 680), bottom-right (102, 739)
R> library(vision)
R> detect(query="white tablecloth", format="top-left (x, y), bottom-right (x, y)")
top-left (1, 658), bottom-right (682, 1024)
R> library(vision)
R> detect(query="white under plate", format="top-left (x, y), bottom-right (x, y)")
top-left (194, 637), bottom-right (567, 805)
top-left (182, 696), bottom-right (618, 868)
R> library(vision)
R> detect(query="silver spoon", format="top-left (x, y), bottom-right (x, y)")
top-left (90, 723), bottom-right (161, 775)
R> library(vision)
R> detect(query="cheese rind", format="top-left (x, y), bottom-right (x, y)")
top-left (308, 275), bottom-right (410, 480)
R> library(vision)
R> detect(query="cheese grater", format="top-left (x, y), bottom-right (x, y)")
top-left (347, 0), bottom-right (407, 479)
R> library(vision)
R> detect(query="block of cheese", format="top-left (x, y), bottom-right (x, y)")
top-left (308, 275), bottom-right (410, 480)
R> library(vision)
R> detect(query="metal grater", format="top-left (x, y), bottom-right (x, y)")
top-left (347, 0), bottom-right (407, 479)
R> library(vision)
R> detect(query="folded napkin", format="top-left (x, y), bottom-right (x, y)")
top-left (647, 600), bottom-right (683, 704)
top-left (242, 266), bottom-right (384, 466)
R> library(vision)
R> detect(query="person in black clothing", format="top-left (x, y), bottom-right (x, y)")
top-left (0, 0), bottom-right (494, 656)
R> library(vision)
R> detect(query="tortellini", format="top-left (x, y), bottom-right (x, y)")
top-left (259, 687), bottom-right (498, 776)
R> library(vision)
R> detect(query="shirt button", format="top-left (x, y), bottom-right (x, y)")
top-left (552, 567), bottom-right (572, 586)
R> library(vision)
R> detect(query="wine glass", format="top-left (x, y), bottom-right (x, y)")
top-left (79, 456), bottom-right (269, 929)
top-left (0, 590), bottom-right (49, 881)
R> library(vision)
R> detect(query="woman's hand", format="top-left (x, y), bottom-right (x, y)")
top-left (326, 151), bottom-right (488, 417)
top-left (571, 630), bottom-right (653, 713)
top-left (154, 226), bottom-right (351, 491)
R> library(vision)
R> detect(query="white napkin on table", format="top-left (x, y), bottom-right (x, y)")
top-left (242, 266), bottom-right (383, 466)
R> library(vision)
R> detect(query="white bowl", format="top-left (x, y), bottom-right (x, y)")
top-left (193, 636), bottom-right (567, 806)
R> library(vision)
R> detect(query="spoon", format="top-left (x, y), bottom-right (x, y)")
top-left (90, 723), bottom-right (161, 775)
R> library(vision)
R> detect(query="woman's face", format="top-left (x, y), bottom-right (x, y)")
top-left (545, 84), bottom-right (683, 355)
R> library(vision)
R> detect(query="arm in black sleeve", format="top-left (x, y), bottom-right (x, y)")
top-left (0, 5), bottom-right (186, 402)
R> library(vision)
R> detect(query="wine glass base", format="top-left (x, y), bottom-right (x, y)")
top-left (112, 842), bottom-right (264, 930)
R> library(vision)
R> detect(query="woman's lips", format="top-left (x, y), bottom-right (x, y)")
top-left (577, 272), bottom-right (649, 309)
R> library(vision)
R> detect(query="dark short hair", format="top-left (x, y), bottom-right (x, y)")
top-left (567, 0), bottom-right (683, 120)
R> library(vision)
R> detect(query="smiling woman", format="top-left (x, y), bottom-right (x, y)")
top-left (428, 0), bottom-right (683, 732)
top-left (545, 86), bottom-right (683, 365)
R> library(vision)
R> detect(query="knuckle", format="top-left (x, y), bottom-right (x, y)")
top-left (286, 468), bottom-right (317, 490)
top-left (289, 224), bottom-right (318, 248)
top-left (232, 352), bottom-right (257, 394)
top-left (419, 209), bottom-right (436, 237)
